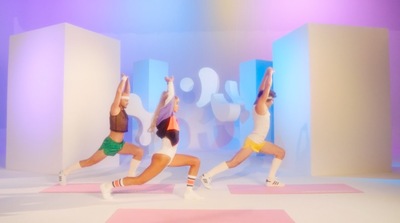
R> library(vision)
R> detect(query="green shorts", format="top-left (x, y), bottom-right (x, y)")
top-left (99, 137), bottom-right (125, 156)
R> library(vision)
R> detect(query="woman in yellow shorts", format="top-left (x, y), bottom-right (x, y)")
top-left (201, 67), bottom-right (286, 189)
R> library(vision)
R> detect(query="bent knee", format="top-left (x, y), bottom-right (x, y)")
top-left (192, 157), bottom-right (201, 167)
top-left (134, 148), bottom-right (144, 159)
top-left (276, 149), bottom-right (286, 159)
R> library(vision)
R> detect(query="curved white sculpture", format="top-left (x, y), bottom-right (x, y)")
top-left (211, 93), bottom-right (241, 122)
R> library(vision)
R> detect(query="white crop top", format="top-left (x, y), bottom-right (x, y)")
top-left (247, 106), bottom-right (270, 144)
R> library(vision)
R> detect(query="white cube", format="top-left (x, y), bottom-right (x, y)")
top-left (273, 24), bottom-right (391, 176)
top-left (7, 23), bottom-right (121, 174)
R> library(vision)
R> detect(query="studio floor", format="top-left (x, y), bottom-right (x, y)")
top-left (1, 150), bottom-right (400, 223)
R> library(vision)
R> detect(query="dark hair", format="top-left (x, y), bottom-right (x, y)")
top-left (254, 89), bottom-right (277, 104)
top-left (268, 89), bottom-right (276, 98)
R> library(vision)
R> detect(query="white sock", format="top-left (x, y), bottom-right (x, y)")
top-left (268, 158), bottom-right (282, 180)
top-left (205, 162), bottom-right (229, 178)
top-left (62, 162), bottom-right (82, 176)
top-left (127, 159), bottom-right (141, 177)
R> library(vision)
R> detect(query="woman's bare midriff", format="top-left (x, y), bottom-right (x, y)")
top-left (108, 131), bottom-right (125, 143)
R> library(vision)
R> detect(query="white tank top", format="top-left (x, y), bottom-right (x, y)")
top-left (247, 106), bottom-right (270, 144)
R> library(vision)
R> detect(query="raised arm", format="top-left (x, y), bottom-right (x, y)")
top-left (110, 74), bottom-right (128, 115)
top-left (124, 74), bottom-right (130, 95)
top-left (255, 67), bottom-right (274, 114)
top-left (258, 67), bottom-right (273, 92)
top-left (164, 76), bottom-right (175, 106)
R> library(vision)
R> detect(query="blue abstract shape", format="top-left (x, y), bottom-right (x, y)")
top-left (180, 77), bottom-right (194, 92)
top-left (210, 93), bottom-right (240, 122)
top-left (196, 67), bottom-right (219, 107)
top-left (125, 93), bottom-right (153, 146)
top-left (225, 80), bottom-right (244, 104)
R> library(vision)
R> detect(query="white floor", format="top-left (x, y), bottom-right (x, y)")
top-left (1, 150), bottom-right (400, 223)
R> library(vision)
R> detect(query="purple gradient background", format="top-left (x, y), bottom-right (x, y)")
top-left (0, 0), bottom-right (399, 168)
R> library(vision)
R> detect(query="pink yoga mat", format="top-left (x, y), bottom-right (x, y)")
top-left (106, 209), bottom-right (295, 223)
top-left (228, 183), bottom-right (363, 194)
top-left (41, 183), bottom-right (174, 194)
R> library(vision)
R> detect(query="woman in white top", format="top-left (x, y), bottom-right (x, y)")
top-left (201, 67), bottom-right (286, 189)
top-left (100, 76), bottom-right (203, 200)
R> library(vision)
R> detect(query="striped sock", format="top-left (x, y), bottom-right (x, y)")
top-left (112, 178), bottom-right (125, 188)
top-left (186, 175), bottom-right (196, 188)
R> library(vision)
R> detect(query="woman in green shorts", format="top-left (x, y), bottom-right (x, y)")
top-left (59, 74), bottom-right (144, 185)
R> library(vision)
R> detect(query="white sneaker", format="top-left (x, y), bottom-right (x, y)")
top-left (201, 174), bottom-right (212, 189)
top-left (184, 190), bottom-right (204, 200)
top-left (58, 171), bottom-right (66, 186)
top-left (266, 178), bottom-right (285, 187)
top-left (100, 183), bottom-right (113, 200)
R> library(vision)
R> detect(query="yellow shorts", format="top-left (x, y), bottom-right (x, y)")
top-left (243, 138), bottom-right (265, 153)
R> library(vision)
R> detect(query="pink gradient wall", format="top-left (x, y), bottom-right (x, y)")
top-left (0, 0), bottom-right (399, 168)
top-left (390, 31), bottom-right (400, 163)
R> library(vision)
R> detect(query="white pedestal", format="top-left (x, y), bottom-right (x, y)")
top-left (7, 23), bottom-right (121, 174)
top-left (273, 24), bottom-right (392, 176)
